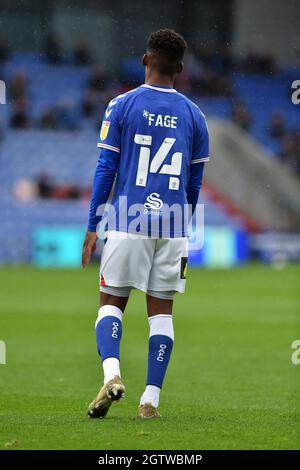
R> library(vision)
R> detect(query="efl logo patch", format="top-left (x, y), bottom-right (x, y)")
top-left (100, 121), bottom-right (110, 141)
top-left (180, 257), bottom-right (188, 279)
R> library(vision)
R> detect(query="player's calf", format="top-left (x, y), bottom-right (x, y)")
top-left (139, 309), bottom-right (174, 418)
top-left (87, 303), bottom-right (125, 418)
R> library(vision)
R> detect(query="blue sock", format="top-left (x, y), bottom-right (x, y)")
top-left (95, 305), bottom-right (123, 362)
top-left (146, 314), bottom-right (174, 388)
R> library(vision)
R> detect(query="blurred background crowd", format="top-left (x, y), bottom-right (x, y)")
top-left (0, 0), bottom-right (299, 266)
top-left (1, 32), bottom-right (299, 175)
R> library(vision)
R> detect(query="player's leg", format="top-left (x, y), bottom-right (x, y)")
top-left (87, 287), bottom-right (130, 418)
top-left (88, 233), bottom-right (154, 418)
top-left (139, 237), bottom-right (188, 418)
top-left (139, 292), bottom-right (175, 418)
top-left (97, 289), bottom-right (129, 384)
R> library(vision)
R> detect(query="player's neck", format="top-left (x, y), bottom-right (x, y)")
top-left (145, 73), bottom-right (175, 89)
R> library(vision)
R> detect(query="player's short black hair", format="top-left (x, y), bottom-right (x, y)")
top-left (147, 28), bottom-right (187, 75)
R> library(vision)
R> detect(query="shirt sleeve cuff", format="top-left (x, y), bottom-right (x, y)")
top-left (191, 156), bottom-right (209, 164)
top-left (87, 223), bottom-right (97, 232)
top-left (97, 143), bottom-right (120, 153)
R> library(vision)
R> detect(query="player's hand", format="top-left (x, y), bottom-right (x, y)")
top-left (82, 231), bottom-right (98, 269)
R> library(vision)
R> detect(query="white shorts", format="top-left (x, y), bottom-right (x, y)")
top-left (100, 231), bottom-right (188, 294)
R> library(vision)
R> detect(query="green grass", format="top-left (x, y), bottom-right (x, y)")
top-left (0, 264), bottom-right (299, 450)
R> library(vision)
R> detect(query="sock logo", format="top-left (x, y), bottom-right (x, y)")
top-left (157, 344), bottom-right (167, 362)
top-left (112, 321), bottom-right (119, 339)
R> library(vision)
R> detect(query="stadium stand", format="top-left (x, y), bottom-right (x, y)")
top-left (0, 53), bottom-right (299, 263)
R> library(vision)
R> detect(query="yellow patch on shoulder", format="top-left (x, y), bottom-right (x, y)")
top-left (100, 121), bottom-right (110, 141)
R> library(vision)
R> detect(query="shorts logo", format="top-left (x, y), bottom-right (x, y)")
top-left (100, 121), bottom-right (110, 141)
top-left (144, 193), bottom-right (163, 210)
top-left (180, 257), bottom-right (188, 279)
top-left (100, 274), bottom-right (106, 286)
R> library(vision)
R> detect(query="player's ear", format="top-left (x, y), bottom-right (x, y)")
top-left (177, 61), bottom-right (183, 74)
top-left (142, 54), bottom-right (148, 66)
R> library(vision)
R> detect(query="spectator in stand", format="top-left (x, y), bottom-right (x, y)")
top-left (55, 99), bottom-right (79, 131)
top-left (39, 108), bottom-right (57, 130)
top-left (182, 50), bottom-right (202, 78)
top-left (231, 101), bottom-right (251, 130)
top-left (0, 36), bottom-right (9, 64)
top-left (270, 110), bottom-right (286, 138)
top-left (0, 119), bottom-right (4, 142)
top-left (81, 66), bottom-right (111, 119)
top-left (280, 131), bottom-right (300, 175)
top-left (217, 43), bottom-right (234, 74)
top-left (36, 173), bottom-right (81, 200)
top-left (196, 44), bottom-right (215, 69)
top-left (13, 179), bottom-right (38, 202)
top-left (10, 73), bottom-right (27, 101)
top-left (190, 44), bottom-right (233, 96)
top-left (44, 33), bottom-right (62, 64)
top-left (82, 89), bottom-right (97, 117)
top-left (74, 41), bottom-right (92, 65)
top-left (240, 52), bottom-right (276, 74)
top-left (10, 99), bottom-right (30, 129)
top-left (294, 132), bottom-right (300, 175)
top-left (37, 173), bottom-right (53, 198)
top-left (88, 66), bottom-right (108, 92)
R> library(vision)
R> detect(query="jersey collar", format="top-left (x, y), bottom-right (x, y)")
top-left (141, 84), bottom-right (177, 93)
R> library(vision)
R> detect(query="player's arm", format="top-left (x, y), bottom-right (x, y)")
top-left (82, 101), bottom-right (121, 268)
top-left (187, 161), bottom-right (205, 215)
top-left (82, 148), bottom-right (119, 268)
top-left (187, 109), bottom-right (209, 215)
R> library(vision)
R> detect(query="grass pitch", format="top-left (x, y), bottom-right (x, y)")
top-left (0, 264), bottom-right (299, 450)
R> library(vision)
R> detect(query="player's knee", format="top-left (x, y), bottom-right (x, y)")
top-left (146, 293), bottom-right (173, 317)
top-left (100, 292), bottom-right (128, 311)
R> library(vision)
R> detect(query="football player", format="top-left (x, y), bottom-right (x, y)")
top-left (82, 29), bottom-right (209, 419)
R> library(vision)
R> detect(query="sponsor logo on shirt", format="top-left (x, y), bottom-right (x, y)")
top-left (144, 193), bottom-right (163, 213)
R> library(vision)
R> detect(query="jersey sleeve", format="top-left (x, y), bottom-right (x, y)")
top-left (97, 98), bottom-right (122, 154)
top-left (191, 109), bottom-right (209, 164)
top-left (88, 148), bottom-right (119, 232)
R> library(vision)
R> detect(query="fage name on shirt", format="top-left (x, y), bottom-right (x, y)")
top-left (144, 110), bottom-right (178, 128)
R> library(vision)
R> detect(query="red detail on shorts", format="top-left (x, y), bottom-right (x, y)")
top-left (100, 274), bottom-right (106, 286)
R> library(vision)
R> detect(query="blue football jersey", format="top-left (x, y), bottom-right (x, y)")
top-left (97, 84), bottom-right (209, 237)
